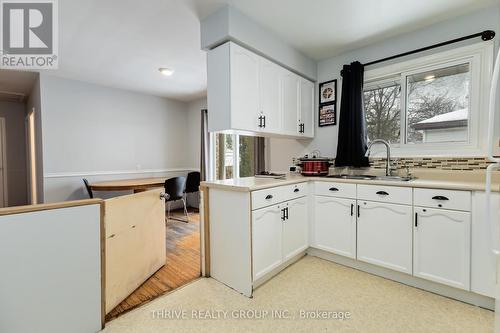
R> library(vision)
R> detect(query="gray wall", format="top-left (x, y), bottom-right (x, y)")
top-left (201, 5), bottom-right (317, 80)
top-left (268, 5), bottom-right (500, 172)
top-left (0, 101), bottom-right (28, 206)
top-left (39, 75), bottom-right (199, 202)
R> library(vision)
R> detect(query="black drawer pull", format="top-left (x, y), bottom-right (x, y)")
top-left (376, 191), bottom-right (389, 196)
top-left (329, 187), bottom-right (339, 192)
top-left (265, 194), bottom-right (273, 200)
top-left (294, 188), bottom-right (300, 193)
top-left (432, 196), bottom-right (449, 201)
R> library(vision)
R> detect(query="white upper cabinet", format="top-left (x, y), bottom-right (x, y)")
top-left (413, 207), bottom-right (471, 290)
top-left (259, 58), bottom-right (282, 133)
top-left (299, 78), bottom-right (314, 137)
top-left (281, 71), bottom-right (300, 135)
top-left (231, 44), bottom-right (260, 132)
top-left (207, 41), bottom-right (314, 138)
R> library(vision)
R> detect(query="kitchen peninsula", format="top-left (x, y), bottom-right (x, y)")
top-left (201, 169), bottom-right (500, 309)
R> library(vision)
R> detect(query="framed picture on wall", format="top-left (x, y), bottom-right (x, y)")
top-left (319, 79), bottom-right (336, 104)
top-left (319, 102), bottom-right (336, 127)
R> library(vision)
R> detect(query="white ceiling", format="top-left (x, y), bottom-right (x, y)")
top-left (44, 0), bottom-right (498, 102)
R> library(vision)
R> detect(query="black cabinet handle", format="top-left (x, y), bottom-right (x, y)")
top-left (415, 212), bottom-right (418, 227)
top-left (351, 203), bottom-right (354, 217)
top-left (258, 116), bottom-right (263, 128)
top-left (263, 116), bottom-right (266, 128)
top-left (357, 205), bottom-right (360, 218)
top-left (281, 208), bottom-right (285, 221)
top-left (265, 194), bottom-right (273, 200)
top-left (285, 207), bottom-right (289, 220)
top-left (432, 196), bottom-right (449, 201)
top-left (329, 187), bottom-right (339, 192)
top-left (376, 191), bottom-right (389, 196)
top-left (294, 188), bottom-right (300, 193)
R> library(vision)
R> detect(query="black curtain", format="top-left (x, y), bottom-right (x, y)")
top-left (335, 61), bottom-right (370, 167)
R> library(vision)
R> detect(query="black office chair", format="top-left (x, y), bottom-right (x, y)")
top-left (184, 171), bottom-right (201, 210)
top-left (82, 178), bottom-right (94, 198)
top-left (164, 176), bottom-right (188, 222)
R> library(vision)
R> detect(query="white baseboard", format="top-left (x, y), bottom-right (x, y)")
top-left (307, 247), bottom-right (495, 310)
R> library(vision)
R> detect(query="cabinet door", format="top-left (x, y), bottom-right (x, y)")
top-left (230, 44), bottom-right (260, 131)
top-left (471, 191), bottom-right (499, 297)
top-left (299, 78), bottom-right (314, 137)
top-left (313, 196), bottom-right (356, 258)
top-left (357, 201), bottom-right (412, 274)
top-left (414, 207), bottom-right (470, 290)
top-left (259, 58), bottom-right (282, 133)
top-left (281, 71), bottom-right (300, 134)
top-left (252, 204), bottom-right (283, 281)
top-left (283, 197), bottom-right (308, 261)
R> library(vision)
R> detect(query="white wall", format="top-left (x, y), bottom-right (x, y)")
top-left (186, 97), bottom-right (207, 169)
top-left (0, 101), bottom-right (28, 206)
top-left (40, 75), bottom-right (198, 202)
top-left (268, 5), bottom-right (500, 171)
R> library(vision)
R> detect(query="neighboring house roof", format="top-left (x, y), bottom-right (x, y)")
top-left (413, 109), bottom-right (468, 130)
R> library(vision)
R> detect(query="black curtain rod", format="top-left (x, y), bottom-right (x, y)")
top-left (363, 30), bottom-right (495, 67)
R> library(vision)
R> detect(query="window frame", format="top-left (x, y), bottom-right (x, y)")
top-left (210, 133), bottom-right (257, 181)
top-left (363, 41), bottom-right (494, 157)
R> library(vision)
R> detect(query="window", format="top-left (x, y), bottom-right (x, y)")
top-left (364, 78), bottom-right (401, 144)
top-left (362, 42), bottom-right (493, 156)
top-left (213, 134), bottom-right (259, 180)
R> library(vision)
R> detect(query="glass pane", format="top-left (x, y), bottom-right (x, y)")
top-left (406, 63), bottom-right (470, 144)
top-left (364, 81), bottom-right (401, 144)
top-left (214, 134), bottom-right (234, 180)
top-left (239, 135), bottom-right (255, 177)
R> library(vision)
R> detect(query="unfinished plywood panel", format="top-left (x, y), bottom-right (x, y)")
top-left (104, 189), bottom-right (166, 313)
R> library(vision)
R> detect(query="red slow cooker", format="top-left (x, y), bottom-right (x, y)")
top-left (297, 156), bottom-right (334, 176)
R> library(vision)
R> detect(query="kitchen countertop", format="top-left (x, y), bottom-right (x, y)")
top-left (201, 169), bottom-right (500, 192)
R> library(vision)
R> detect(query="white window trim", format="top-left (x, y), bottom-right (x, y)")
top-left (364, 41), bottom-right (494, 158)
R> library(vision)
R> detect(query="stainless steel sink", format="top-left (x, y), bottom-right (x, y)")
top-left (375, 175), bottom-right (415, 182)
top-left (327, 174), bottom-right (415, 182)
top-left (327, 174), bottom-right (378, 180)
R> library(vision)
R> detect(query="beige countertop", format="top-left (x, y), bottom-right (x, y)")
top-left (201, 169), bottom-right (500, 192)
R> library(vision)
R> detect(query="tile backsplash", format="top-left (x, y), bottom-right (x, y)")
top-left (370, 157), bottom-right (493, 171)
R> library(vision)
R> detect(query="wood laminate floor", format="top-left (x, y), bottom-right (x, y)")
top-left (106, 209), bottom-right (201, 321)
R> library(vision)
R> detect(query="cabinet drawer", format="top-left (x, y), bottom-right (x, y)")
top-left (251, 182), bottom-right (307, 210)
top-left (414, 188), bottom-right (471, 211)
top-left (314, 182), bottom-right (356, 199)
top-left (357, 184), bottom-right (412, 205)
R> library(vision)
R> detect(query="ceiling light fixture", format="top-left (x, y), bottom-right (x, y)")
top-left (424, 75), bottom-right (435, 82)
top-left (159, 67), bottom-right (174, 76)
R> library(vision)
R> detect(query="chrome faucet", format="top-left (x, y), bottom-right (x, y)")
top-left (365, 139), bottom-right (393, 176)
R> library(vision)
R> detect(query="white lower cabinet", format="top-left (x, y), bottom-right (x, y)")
top-left (252, 196), bottom-right (308, 281)
top-left (283, 197), bottom-right (309, 261)
top-left (252, 204), bottom-right (283, 280)
top-left (313, 196), bottom-right (356, 258)
top-left (357, 201), bottom-right (413, 274)
top-left (413, 207), bottom-right (471, 290)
